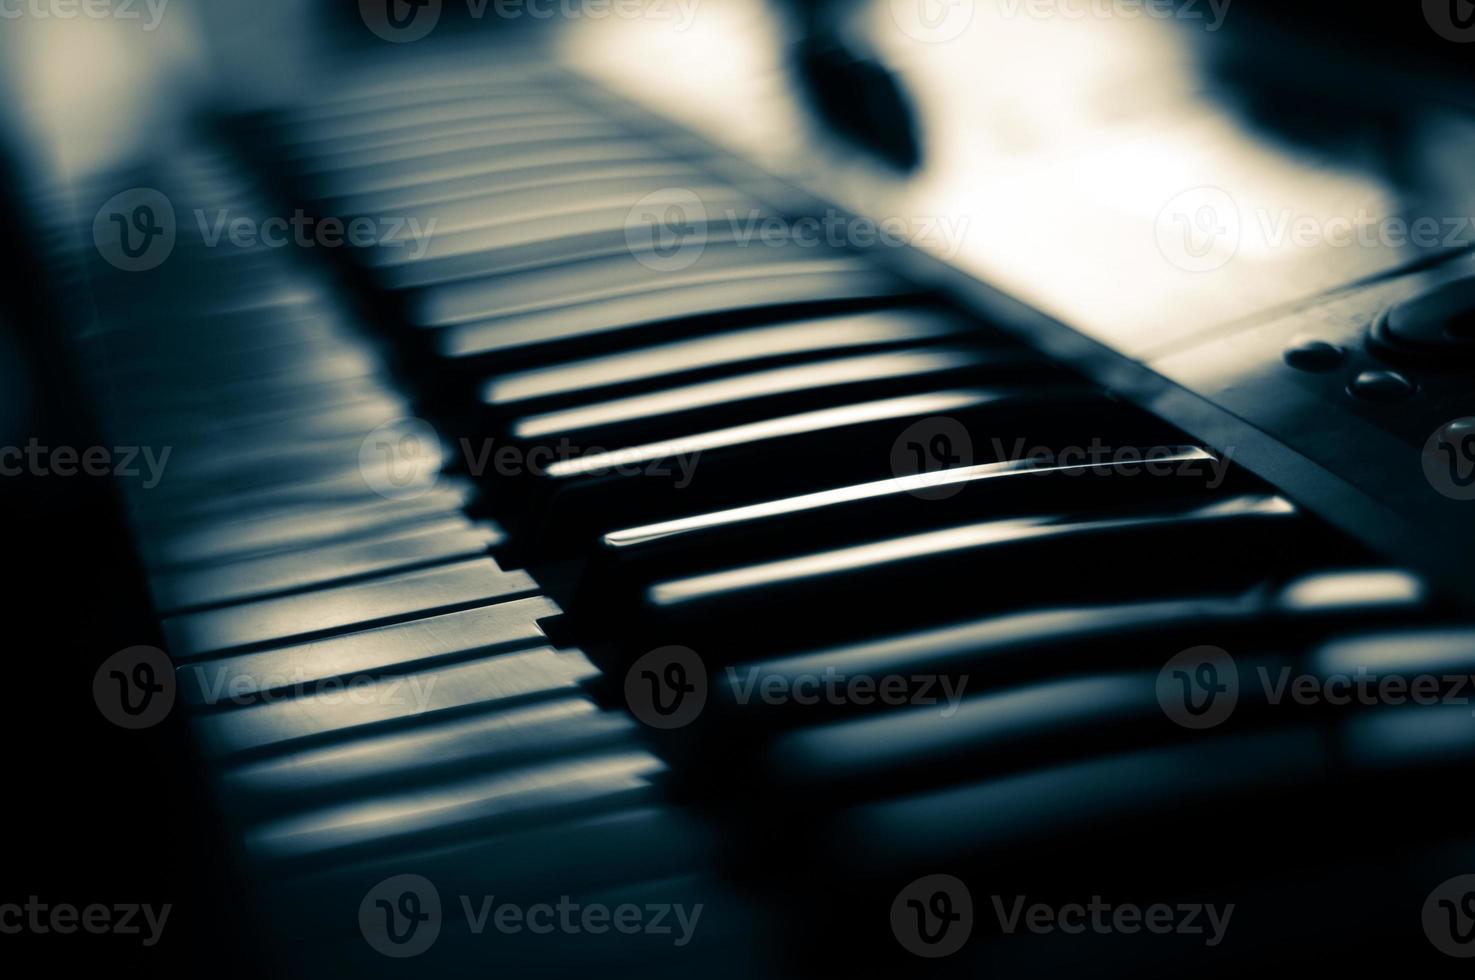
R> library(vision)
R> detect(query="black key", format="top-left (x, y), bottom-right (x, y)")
top-left (508, 346), bottom-right (1044, 448)
top-left (479, 308), bottom-right (976, 414)
top-left (386, 191), bottom-right (755, 277)
top-left (435, 267), bottom-right (910, 370)
top-left (369, 175), bottom-right (741, 245)
top-left (411, 241), bottom-right (866, 329)
top-left (756, 671), bottom-right (1173, 800)
top-left (635, 494), bottom-right (1302, 651)
top-left (572, 448), bottom-right (1227, 627)
top-left (513, 388), bottom-right (1137, 557)
top-left (822, 727), bottom-right (1326, 873)
top-left (701, 568), bottom-right (1427, 724)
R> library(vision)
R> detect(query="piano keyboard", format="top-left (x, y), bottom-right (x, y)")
top-left (70, 55), bottom-right (1475, 978)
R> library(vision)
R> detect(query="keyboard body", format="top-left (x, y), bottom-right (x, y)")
top-left (16, 6), bottom-right (1475, 977)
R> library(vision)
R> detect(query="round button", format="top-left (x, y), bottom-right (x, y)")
top-left (1348, 369), bottom-right (1417, 403)
top-left (1283, 337), bottom-right (1347, 372)
top-left (1369, 278), bottom-right (1475, 365)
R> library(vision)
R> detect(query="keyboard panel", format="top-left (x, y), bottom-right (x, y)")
top-left (63, 53), bottom-right (1475, 979)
